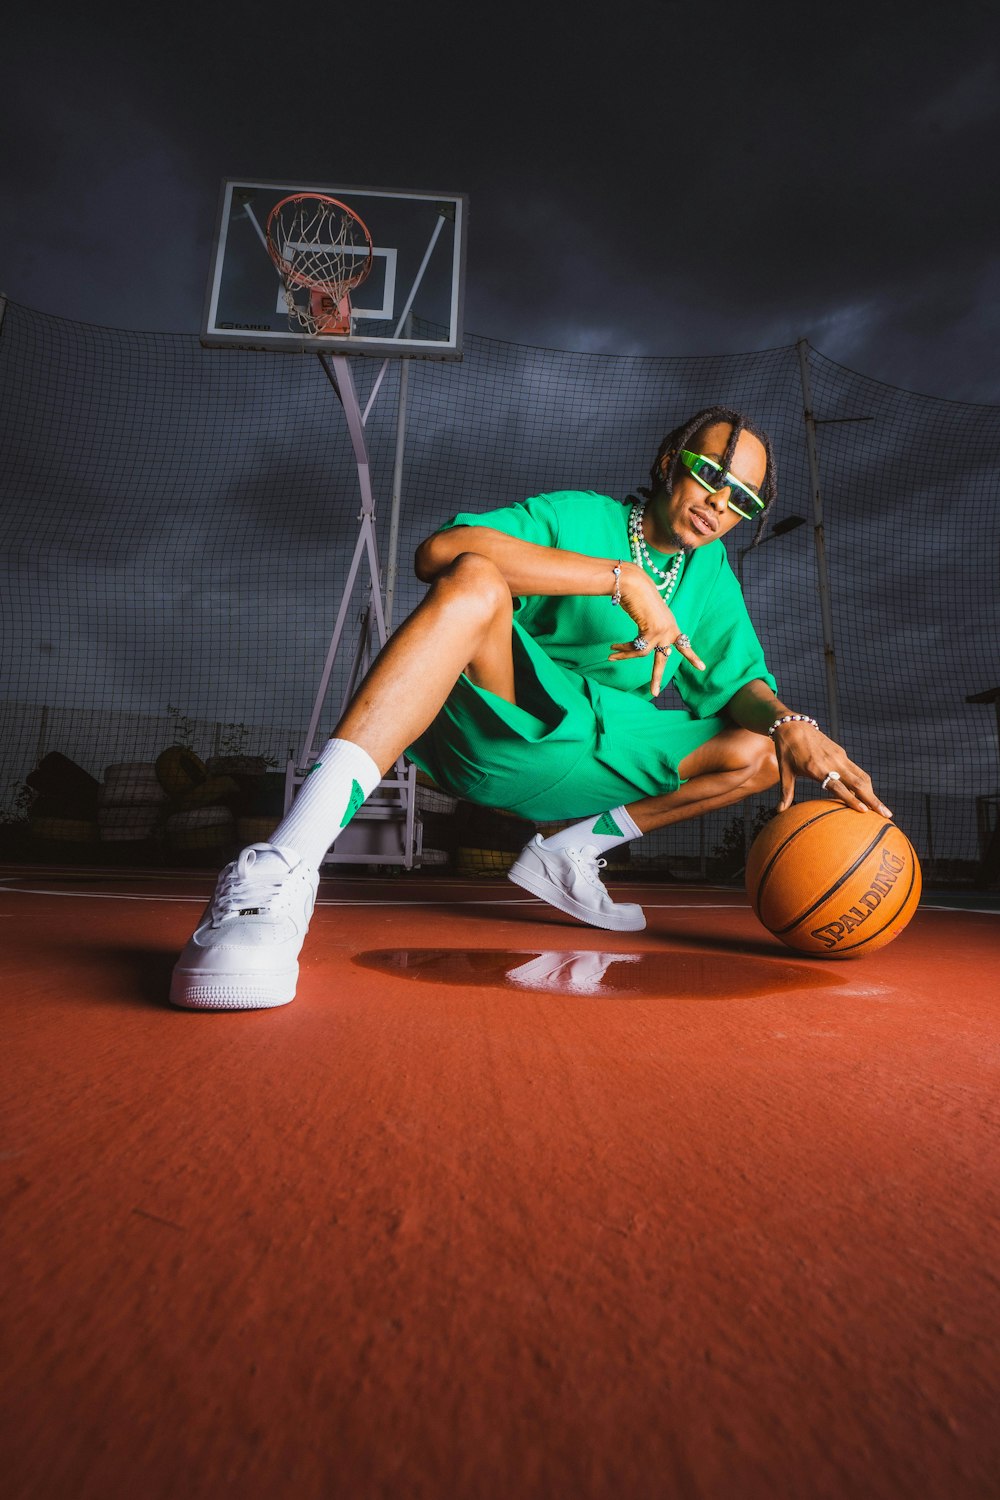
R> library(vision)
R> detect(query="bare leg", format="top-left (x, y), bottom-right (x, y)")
top-left (335, 553), bottom-right (516, 772)
top-left (626, 726), bottom-right (778, 834)
top-left (506, 726), bottom-right (779, 933)
top-left (173, 554), bottom-right (521, 1011)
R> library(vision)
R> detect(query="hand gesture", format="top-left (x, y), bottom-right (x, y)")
top-left (772, 720), bottom-right (892, 818)
top-left (608, 564), bottom-right (706, 695)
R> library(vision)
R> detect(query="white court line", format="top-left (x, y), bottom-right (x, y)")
top-left (1, 880), bottom-right (994, 916)
top-left (0, 866), bottom-right (727, 895)
top-left (917, 903), bottom-right (1000, 916)
top-left (0, 881), bottom-right (749, 910)
top-left (0, 887), bottom-right (206, 903)
top-left (0, 881), bottom-right (521, 906)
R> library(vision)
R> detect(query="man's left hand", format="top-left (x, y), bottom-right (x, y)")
top-left (773, 722), bottom-right (893, 818)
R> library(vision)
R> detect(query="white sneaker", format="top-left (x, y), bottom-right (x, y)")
top-left (506, 950), bottom-right (641, 995)
top-left (170, 844), bottom-right (319, 1010)
top-left (507, 835), bottom-right (646, 932)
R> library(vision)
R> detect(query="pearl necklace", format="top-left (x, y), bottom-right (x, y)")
top-left (628, 500), bottom-right (684, 601)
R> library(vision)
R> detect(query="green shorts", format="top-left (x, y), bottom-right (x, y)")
top-left (407, 622), bottom-right (726, 822)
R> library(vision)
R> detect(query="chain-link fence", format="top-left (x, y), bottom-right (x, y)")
top-left (2, 300), bottom-right (998, 879)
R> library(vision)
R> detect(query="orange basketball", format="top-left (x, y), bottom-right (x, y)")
top-left (745, 801), bottom-right (921, 958)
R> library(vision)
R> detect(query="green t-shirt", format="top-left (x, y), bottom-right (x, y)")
top-left (443, 489), bottom-right (776, 718)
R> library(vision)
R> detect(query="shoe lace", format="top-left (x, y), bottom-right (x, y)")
top-left (212, 845), bottom-right (294, 923)
top-left (571, 846), bottom-right (608, 889)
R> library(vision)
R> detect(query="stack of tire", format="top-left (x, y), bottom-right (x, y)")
top-left (98, 762), bottom-right (168, 853)
top-left (222, 758), bottom-right (284, 847)
top-left (157, 746), bottom-right (240, 860)
top-left (456, 803), bottom-right (537, 876)
top-left (416, 775), bottom-right (623, 877)
top-left (414, 773), bottom-right (459, 869)
top-left (24, 752), bottom-right (101, 852)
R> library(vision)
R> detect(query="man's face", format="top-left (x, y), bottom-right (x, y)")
top-left (655, 422), bottom-right (768, 550)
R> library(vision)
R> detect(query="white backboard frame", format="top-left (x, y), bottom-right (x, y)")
top-left (202, 180), bottom-right (468, 358)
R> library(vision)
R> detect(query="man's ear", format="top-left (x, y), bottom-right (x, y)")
top-left (659, 449), bottom-right (675, 479)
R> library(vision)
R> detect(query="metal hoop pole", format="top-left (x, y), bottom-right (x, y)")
top-left (320, 355), bottom-right (375, 517)
top-left (297, 354), bottom-right (384, 770)
top-left (796, 338), bottom-right (841, 744)
top-left (391, 214), bottom-right (446, 338)
top-left (360, 211), bottom-right (448, 423)
top-left (385, 314), bottom-right (414, 631)
top-left (296, 514), bottom-right (375, 770)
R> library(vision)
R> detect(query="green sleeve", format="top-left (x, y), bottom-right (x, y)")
top-left (437, 492), bottom-right (563, 547)
top-left (672, 548), bottom-right (777, 718)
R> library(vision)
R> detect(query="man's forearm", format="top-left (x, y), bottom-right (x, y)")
top-left (726, 680), bottom-right (792, 735)
top-left (414, 525), bottom-right (628, 599)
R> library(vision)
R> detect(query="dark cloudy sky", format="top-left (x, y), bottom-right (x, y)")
top-left (2, 0), bottom-right (998, 401)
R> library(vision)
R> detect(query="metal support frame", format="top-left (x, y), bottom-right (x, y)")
top-left (796, 338), bottom-right (842, 745)
top-left (385, 350), bottom-right (410, 631)
top-left (285, 351), bottom-right (418, 867)
top-left (967, 687), bottom-right (1000, 886)
top-left (278, 212), bottom-right (453, 868)
top-left (736, 516), bottom-right (807, 863)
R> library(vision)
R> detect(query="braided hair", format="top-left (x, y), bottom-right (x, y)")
top-left (637, 405), bottom-right (778, 548)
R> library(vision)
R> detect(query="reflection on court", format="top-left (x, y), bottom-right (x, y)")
top-left (354, 946), bottom-right (840, 999)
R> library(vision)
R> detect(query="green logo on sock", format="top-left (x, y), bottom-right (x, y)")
top-left (340, 778), bottom-right (365, 828)
top-left (593, 812), bottom-right (624, 838)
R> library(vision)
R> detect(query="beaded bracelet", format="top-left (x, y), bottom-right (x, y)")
top-left (611, 562), bottom-right (622, 606)
top-left (768, 714), bottom-right (820, 737)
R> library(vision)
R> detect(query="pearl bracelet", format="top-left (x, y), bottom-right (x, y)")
top-left (611, 562), bottom-right (622, 606)
top-left (768, 714), bottom-right (820, 737)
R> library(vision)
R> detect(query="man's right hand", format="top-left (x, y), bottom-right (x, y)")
top-left (609, 563), bottom-right (706, 695)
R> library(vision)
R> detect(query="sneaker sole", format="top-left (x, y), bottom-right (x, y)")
top-left (507, 863), bottom-right (646, 932)
top-left (169, 968), bottom-right (298, 1010)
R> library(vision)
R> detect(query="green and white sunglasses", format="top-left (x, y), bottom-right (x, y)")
top-left (678, 448), bottom-right (766, 520)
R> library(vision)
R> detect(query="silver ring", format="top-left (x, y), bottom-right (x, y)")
top-left (675, 633), bottom-right (691, 649)
top-left (654, 644), bottom-right (671, 656)
top-left (821, 771), bottom-right (842, 790)
top-left (632, 636), bottom-right (649, 651)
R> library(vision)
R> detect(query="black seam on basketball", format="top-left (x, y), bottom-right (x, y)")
top-left (774, 824), bottom-right (897, 935)
top-left (753, 804), bottom-right (847, 918)
top-left (816, 839), bottom-right (919, 954)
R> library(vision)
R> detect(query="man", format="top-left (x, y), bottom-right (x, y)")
top-left (171, 405), bottom-right (890, 1010)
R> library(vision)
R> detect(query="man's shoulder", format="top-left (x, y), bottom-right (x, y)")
top-left (527, 488), bottom-right (620, 507)
top-left (527, 490), bottom-right (627, 526)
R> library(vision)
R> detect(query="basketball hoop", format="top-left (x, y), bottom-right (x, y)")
top-left (265, 194), bottom-right (374, 338)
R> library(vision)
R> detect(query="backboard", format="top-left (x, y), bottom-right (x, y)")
top-left (202, 180), bottom-right (468, 358)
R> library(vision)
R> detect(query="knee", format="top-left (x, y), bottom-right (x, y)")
top-left (432, 551), bottom-right (512, 622)
top-left (725, 728), bottom-right (778, 795)
top-left (746, 734), bottom-right (779, 793)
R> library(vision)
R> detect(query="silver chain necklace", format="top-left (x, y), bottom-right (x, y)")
top-left (628, 500), bottom-right (684, 601)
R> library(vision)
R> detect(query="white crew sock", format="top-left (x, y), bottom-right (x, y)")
top-left (261, 738), bottom-right (382, 872)
top-left (539, 803), bottom-right (643, 855)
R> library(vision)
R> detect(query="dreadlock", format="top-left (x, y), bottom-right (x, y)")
top-left (636, 404), bottom-right (779, 548)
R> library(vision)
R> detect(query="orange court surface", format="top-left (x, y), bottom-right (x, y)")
top-left (2, 861), bottom-right (999, 1500)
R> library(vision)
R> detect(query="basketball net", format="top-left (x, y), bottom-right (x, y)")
top-left (265, 194), bottom-right (373, 338)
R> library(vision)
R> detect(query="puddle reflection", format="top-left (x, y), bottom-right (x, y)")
top-left (354, 948), bottom-right (838, 1000)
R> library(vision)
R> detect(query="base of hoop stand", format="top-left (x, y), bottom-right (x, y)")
top-left (283, 758), bottom-right (421, 869)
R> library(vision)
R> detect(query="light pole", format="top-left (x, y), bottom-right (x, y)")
top-left (736, 514), bottom-right (807, 588)
top-left (795, 338), bottom-right (876, 747)
top-left (736, 515), bottom-right (807, 865)
top-left (966, 686), bottom-right (1000, 771)
top-left (967, 686), bottom-right (1000, 886)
